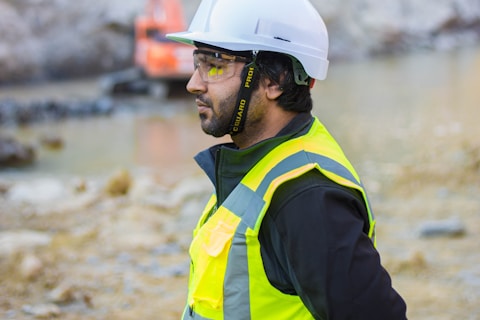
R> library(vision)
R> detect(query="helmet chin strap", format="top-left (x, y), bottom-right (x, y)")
top-left (228, 51), bottom-right (259, 136)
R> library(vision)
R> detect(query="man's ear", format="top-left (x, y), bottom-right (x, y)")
top-left (263, 78), bottom-right (283, 100)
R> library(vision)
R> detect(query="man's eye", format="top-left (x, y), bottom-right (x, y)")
top-left (208, 64), bottom-right (224, 76)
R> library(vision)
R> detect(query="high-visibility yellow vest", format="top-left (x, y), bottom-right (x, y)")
top-left (183, 117), bottom-right (376, 320)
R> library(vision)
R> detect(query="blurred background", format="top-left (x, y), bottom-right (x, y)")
top-left (1, 0), bottom-right (479, 319)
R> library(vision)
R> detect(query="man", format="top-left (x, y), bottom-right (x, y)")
top-left (167, 0), bottom-right (407, 319)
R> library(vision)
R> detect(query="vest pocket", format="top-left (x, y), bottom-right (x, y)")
top-left (190, 218), bottom-right (238, 311)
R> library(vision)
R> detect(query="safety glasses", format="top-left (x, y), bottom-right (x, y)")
top-left (193, 49), bottom-right (250, 83)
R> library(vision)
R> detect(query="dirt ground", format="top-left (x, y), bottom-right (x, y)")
top-left (0, 170), bottom-right (203, 320)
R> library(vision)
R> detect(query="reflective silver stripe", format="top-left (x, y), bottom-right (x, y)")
top-left (256, 151), bottom-right (360, 196)
top-left (222, 183), bottom-right (264, 230)
top-left (221, 186), bottom-right (259, 319)
top-left (224, 225), bottom-right (251, 319)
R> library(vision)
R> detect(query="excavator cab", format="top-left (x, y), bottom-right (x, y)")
top-left (100, 0), bottom-right (193, 95)
top-left (134, 0), bottom-right (193, 79)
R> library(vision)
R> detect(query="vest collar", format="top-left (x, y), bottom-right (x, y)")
top-left (194, 113), bottom-right (313, 204)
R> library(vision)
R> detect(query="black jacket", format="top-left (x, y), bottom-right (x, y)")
top-left (194, 113), bottom-right (407, 319)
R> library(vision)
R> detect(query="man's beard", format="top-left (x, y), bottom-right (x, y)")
top-left (199, 92), bottom-right (238, 138)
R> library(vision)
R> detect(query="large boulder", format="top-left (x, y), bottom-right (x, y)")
top-left (0, 135), bottom-right (36, 167)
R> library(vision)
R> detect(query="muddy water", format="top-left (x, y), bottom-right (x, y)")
top-left (314, 46), bottom-right (480, 167)
top-left (1, 46), bottom-right (480, 319)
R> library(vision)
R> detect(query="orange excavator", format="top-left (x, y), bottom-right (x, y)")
top-left (101, 0), bottom-right (194, 95)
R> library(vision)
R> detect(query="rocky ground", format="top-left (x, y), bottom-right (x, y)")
top-left (378, 139), bottom-right (480, 320)
top-left (0, 168), bottom-right (209, 319)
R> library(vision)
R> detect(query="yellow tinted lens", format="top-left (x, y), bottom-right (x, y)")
top-left (193, 52), bottom-right (237, 83)
top-left (213, 67), bottom-right (224, 76)
top-left (207, 65), bottom-right (224, 79)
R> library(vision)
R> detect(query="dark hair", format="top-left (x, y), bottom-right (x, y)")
top-left (246, 51), bottom-right (313, 113)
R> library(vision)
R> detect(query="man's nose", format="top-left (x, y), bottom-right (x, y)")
top-left (186, 69), bottom-right (206, 94)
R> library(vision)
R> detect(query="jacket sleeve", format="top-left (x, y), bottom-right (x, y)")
top-left (259, 170), bottom-right (407, 320)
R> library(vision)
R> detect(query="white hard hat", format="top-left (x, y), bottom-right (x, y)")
top-left (167, 0), bottom-right (329, 80)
